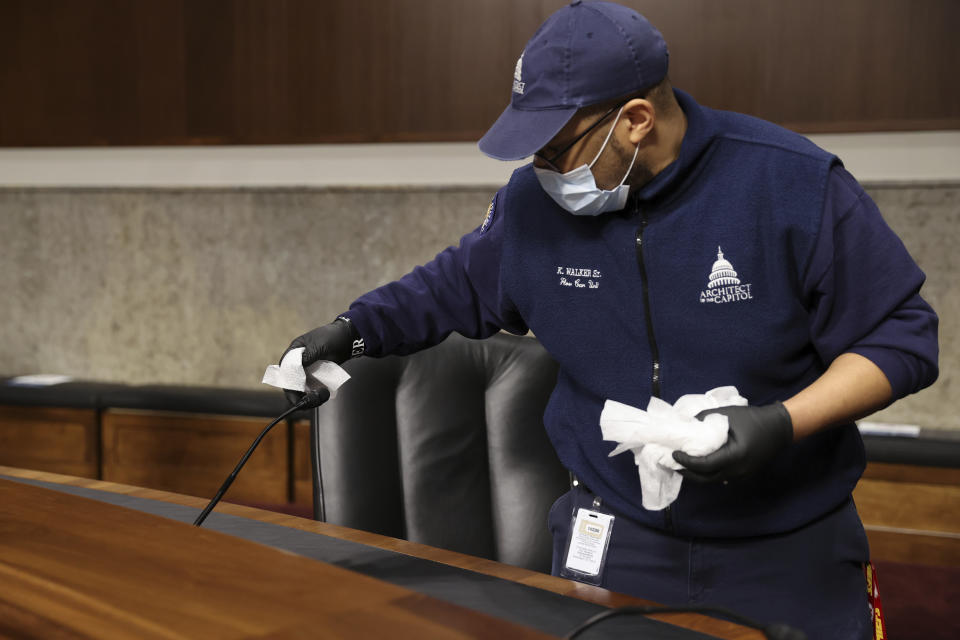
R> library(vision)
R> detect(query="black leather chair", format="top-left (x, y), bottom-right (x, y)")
top-left (311, 332), bottom-right (568, 572)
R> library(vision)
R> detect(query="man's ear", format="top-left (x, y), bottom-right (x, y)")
top-left (622, 98), bottom-right (655, 144)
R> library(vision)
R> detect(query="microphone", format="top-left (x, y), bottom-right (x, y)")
top-left (193, 387), bottom-right (331, 527)
top-left (563, 604), bottom-right (807, 640)
top-left (296, 388), bottom-right (331, 410)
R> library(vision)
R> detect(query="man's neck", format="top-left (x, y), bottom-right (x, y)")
top-left (650, 108), bottom-right (688, 176)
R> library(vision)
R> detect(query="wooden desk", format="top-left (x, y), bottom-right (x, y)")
top-left (0, 466), bottom-right (761, 640)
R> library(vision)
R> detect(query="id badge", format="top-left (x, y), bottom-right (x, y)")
top-left (560, 504), bottom-right (615, 586)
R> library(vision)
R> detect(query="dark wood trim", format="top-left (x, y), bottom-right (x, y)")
top-left (0, 0), bottom-right (956, 147)
top-left (863, 461), bottom-right (960, 486)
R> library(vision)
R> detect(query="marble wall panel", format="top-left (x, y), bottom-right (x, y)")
top-left (0, 187), bottom-right (494, 391)
top-left (865, 184), bottom-right (958, 430)
top-left (0, 183), bottom-right (955, 428)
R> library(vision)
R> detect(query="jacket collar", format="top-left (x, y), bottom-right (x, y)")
top-left (631, 89), bottom-right (717, 204)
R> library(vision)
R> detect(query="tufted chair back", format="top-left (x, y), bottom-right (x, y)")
top-left (311, 332), bottom-right (567, 572)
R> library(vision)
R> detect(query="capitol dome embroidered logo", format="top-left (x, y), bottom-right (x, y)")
top-left (513, 52), bottom-right (525, 95)
top-left (699, 247), bottom-right (754, 304)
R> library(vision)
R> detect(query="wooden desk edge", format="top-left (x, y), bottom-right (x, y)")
top-left (0, 465), bottom-right (762, 640)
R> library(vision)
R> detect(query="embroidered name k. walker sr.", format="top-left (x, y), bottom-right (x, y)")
top-left (556, 265), bottom-right (602, 290)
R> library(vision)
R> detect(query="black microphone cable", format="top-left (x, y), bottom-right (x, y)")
top-left (563, 604), bottom-right (807, 640)
top-left (193, 388), bottom-right (330, 527)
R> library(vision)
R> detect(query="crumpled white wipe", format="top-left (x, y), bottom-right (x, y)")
top-left (599, 386), bottom-right (747, 511)
top-left (261, 347), bottom-right (350, 399)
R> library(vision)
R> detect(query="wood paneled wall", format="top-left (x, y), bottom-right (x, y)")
top-left (100, 409), bottom-right (291, 503)
top-left (0, 0), bottom-right (957, 147)
top-left (0, 406), bottom-right (100, 478)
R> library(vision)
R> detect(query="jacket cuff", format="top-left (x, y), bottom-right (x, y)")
top-left (334, 313), bottom-right (367, 358)
top-left (336, 310), bottom-right (377, 357)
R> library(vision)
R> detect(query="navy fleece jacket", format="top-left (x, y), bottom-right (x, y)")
top-left (342, 90), bottom-right (938, 537)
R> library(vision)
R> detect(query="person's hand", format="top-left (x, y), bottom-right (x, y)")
top-left (672, 403), bottom-right (793, 482)
top-left (280, 318), bottom-right (359, 405)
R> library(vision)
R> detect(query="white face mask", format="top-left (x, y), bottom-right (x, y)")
top-left (533, 105), bottom-right (640, 216)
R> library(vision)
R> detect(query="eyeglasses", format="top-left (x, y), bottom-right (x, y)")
top-left (534, 100), bottom-right (629, 172)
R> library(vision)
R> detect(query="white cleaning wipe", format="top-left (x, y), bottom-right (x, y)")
top-left (261, 347), bottom-right (351, 399)
top-left (600, 386), bottom-right (747, 511)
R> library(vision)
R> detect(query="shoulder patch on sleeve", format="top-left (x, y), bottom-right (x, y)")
top-left (480, 199), bottom-right (496, 235)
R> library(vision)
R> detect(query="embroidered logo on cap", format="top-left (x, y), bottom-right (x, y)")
top-left (699, 247), bottom-right (753, 304)
top-left (513, 52), bottom-right (526, 95)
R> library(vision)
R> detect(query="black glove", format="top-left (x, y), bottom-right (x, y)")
top-left (672, 403), bottom-right (793, 483)
top-left (280, 317), bottom-right (362, 405)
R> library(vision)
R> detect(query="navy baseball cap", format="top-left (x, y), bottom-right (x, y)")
top-left (478, 0), bottom-right (669, 161)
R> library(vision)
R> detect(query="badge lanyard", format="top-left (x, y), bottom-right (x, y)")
top-left (865, 562), bottom-right (888, 639)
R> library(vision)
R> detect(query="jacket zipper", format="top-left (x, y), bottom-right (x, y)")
top-left (635, 208), bottom-right (674, 532)
top-left (635, 215), bottom-right (662, 398)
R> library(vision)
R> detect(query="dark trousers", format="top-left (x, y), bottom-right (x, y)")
top-left (548, 486), bottom-right (872, 640)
